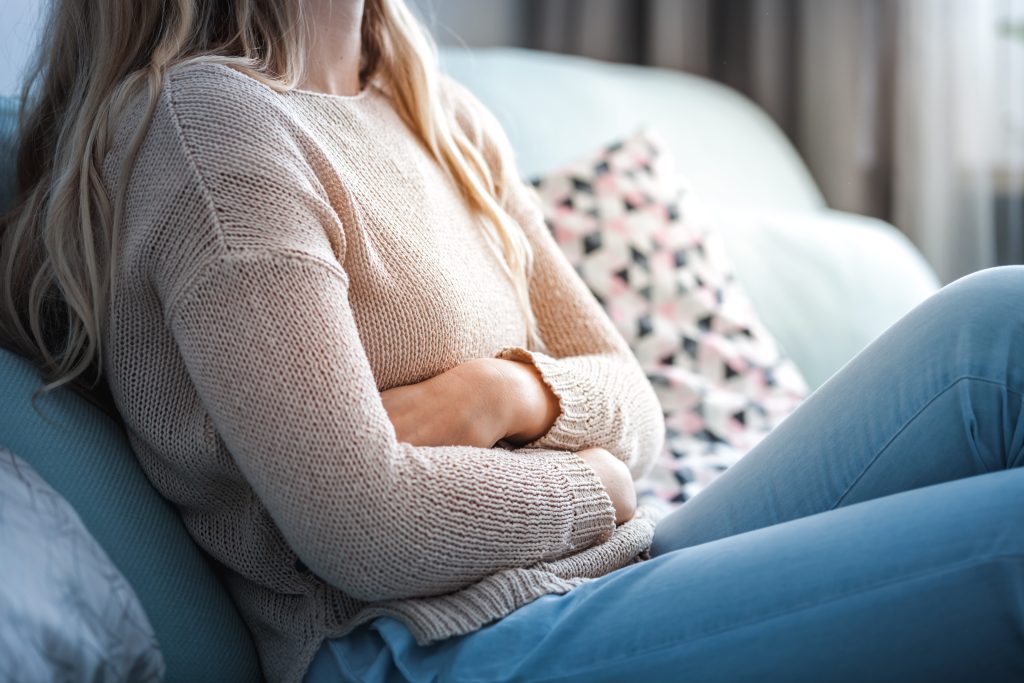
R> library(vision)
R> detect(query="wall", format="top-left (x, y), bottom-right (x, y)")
top-left (0, 0), bottom-right (42, 96)
top-left (0, 0), bottom-right (504, 96)
top-left (410, 0), bottom-right (523, 46)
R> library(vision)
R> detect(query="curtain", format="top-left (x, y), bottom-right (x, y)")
top-left (515, 0), bottom-right (1024, 284)
top-left (892, 0), bottom-right (1024, 281)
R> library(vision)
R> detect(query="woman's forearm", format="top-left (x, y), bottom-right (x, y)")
top-left (379, 357), bottom-right (560, 449)
top-left (488, 358), bottom-right (562, 446)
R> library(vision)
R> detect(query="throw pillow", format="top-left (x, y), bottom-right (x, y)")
top-left (529, 128), bottom-right (809, 520)
top-left (0, 445), bottom-right (165, 682)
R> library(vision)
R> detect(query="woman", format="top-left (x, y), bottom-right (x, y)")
top-left (0, 0), bottom-right (1020, 681)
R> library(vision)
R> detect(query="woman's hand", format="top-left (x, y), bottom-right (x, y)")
top-left (382, 358), bottom-right (565, 448)
top-left (487, 357), bottom-right (562, 446)
top-left (577, 447), bottom-right (637, 525)
top-left (380, 357), bottom-right (560, 449)
top-left (380, 359), bottom-right (504, 448)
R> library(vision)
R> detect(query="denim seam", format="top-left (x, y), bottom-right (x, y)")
top-left (831, 375), bottom-right (1023, 509)
top-left (510, 553), bottom-right (1024, 683)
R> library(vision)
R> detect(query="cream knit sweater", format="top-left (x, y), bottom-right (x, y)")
top-left (100, 62), bottom-right (666, 683)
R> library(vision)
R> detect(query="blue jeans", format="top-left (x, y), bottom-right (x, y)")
top-left (304, 266), bottom-right (1024, 682)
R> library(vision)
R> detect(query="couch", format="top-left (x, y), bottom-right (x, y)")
top-left (0, 47), bottom-right (940, 683)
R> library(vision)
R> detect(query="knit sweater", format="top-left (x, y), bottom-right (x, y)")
top-left (100, 62), bottom-right (666, 683)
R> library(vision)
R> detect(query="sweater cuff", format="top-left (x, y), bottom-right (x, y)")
top-left (495, 346), bottom-right (591, 452)
top-left (549, 450), bottom-right (617, 555)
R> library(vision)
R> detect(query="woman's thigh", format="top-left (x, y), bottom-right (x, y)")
top-left (653, 265), bottom-right (1024, 554)
top-left (306, 467), bottom-right (1024, 683)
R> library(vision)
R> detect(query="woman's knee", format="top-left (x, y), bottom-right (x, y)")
top-left (921, 266), bottom-right (1024, 353)
top-left (929, 266), bottom-right (1024, 325)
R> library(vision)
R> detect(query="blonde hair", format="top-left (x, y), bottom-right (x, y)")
top-left (0, 0), bottom-right (539, 402)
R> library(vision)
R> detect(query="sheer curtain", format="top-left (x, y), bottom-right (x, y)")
top-left (497, 0), bottom-right (1024, 284)
top-left (892, 0), bottom-right (1024, 282)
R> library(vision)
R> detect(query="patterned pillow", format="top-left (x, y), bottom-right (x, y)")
top-left (529, 128), bottom-right (809, 520)
top-left (0, 445), bottom-right (165, 682)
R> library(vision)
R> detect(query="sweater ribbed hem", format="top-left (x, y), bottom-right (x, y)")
top-left (347, 569), bottom-right (592, 646)
top-left (551, 450), bottom-right (618, 553)
top-left (289, 504), bottom-right (658, 683)
top-left (295, 570), bottom-right (591, 683)
top-left (538, 504), bottom-right (659, 578)
top-left (494, 346), bottom-right (593, 452)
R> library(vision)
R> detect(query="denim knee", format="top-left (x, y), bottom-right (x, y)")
top-left (928, 266), bottom-right (1024, 330)
top-left (920, 266), bottom-right (1024, 368)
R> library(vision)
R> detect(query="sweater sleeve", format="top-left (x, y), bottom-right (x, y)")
top-left (442, 76), bottom-right (666, 481)
top-left (136, 64), bottom-right (618, 605)
top-left (165, 251), bottom-right (617, 604)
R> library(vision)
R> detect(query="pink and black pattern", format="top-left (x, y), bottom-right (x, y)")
top-left (530, 128), bottom-right (809, 520)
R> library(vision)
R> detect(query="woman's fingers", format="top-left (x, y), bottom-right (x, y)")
top-left (577, 448), bottom-right (637, 524)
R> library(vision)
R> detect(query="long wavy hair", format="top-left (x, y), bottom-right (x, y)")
top-left (0, 0), bottom-right (539, 406)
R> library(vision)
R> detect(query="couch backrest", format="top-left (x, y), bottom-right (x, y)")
top-left (0, 349), bottom-right (265, 683)
top-left (0, 96), bottom-right (263, 683)
top-left (439, 46), bottom-right (826, 213)
top-left (0, 96), bottom-right (15, 210)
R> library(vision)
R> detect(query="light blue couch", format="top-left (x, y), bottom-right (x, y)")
top-left (0, 47), bottom-right (939, 682)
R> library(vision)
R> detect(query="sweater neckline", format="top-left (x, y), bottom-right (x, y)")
top-left (284, 78), bottom-right (385, 104)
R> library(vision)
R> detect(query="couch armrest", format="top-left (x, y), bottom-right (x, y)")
top-left (0, 96), bottom-right (17, 214)
top-left (712, 206), bottom-right (940, 390)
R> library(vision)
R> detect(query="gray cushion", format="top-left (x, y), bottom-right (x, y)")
top-left (0, 445), bottom-right (164, 682)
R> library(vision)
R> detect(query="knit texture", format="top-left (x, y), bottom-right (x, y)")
top-left (100, 62), bottom-right (666, 683)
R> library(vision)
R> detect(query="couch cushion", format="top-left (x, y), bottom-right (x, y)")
top-left (712, 206), bottom-right (940, 389)
top-left (0, 348), bottom-right (263, 683)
